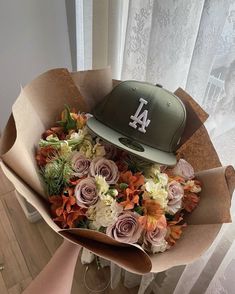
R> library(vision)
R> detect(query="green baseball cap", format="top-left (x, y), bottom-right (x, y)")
top-left (87, 81), bottom-right (186, 166)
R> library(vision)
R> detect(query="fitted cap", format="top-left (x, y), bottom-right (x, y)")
top-left (87, 81), bottom-right (186, 166)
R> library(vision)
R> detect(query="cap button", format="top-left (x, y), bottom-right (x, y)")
top-left (155, 83), bottom-right (163, 88)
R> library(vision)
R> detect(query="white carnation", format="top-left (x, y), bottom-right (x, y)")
top-left (144, 179), bottom-right (168, 208)
top-left (87, 199), bottom-right (123, 230)
top-left (157, 173), bottom-right (168, 187)
top-left (95, 175), bottom-right (109, 196)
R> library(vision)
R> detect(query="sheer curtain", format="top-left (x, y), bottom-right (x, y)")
top-left (78, 0), bottom-right (235, 292)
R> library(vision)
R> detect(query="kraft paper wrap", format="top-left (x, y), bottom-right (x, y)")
top-left (0, 68), bottom-right (234, 274)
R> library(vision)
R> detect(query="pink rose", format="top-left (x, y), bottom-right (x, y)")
top-left (71, 152), bottom-right (91, 177)
top-left (144, 226), bottom-right (167, 247)
top-left (75, 177), bottom-right (98, 208)
top-left (167, 181), bottom-right (184, 214)
top-left (106, 212), bottom-right (142, 244)
top-left (172, 159), bottom-right (194, 180)
top-left (90, 157), bottom-right (119, 184)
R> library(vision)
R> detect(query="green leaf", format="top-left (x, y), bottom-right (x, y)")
top-left (41, 157), bottom-right (73, 196)
top-left (119, 183), bottom-right (129, 190)
top-left (134, 206), bottom-right (144, 215)
top-left (98, 226), bottom-right (106, 233)
top-left (57, 105), bottom-right (77, 132)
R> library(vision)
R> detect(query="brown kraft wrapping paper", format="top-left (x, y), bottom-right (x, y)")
top-left (0, 68), bottom-right (234, 274)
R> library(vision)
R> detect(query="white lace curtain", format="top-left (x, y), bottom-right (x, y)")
top-left (78, 0), bottom-right (235, 292)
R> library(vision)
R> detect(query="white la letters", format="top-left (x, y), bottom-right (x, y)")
top-left (129, 98), bottom-right (151, 133)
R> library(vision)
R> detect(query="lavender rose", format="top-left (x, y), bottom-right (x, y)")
top-left (144, 226), bottom-right (167, 246)
top-left (144, 226), bottom-right (168, 253)
top-left (172, 159), bottom-right (194, 180)
top-left (71, 152), bottom-right (91, 177)
top-left (167, 180), bottom-right (184, 214)
top-left (106, 212), bottom-right (142, 244)
top-left (90, 157), bottom-right (119, 184)
top-left (75, 177), bottom-right (98, 208)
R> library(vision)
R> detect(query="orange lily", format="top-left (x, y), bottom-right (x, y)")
top-left (49, 187), bottom-right (87, 228)
top-left (119, 171), bottom-right (145, 190)
top-left (138, 199), bottom-right (165, 231)
top-left (35, 146), bottom-right (57, 167)
top-left (166, 216), bottom-right (186, 246)
top-left (119, 188), bottom-right (139, 210)
top-left (183, 192), bottom-right (200, 212)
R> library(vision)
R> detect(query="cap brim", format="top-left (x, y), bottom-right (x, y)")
top-left (87, 117), bottom-right (176, 166)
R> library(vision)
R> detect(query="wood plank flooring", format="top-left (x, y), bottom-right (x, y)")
top-left (0, 168), bottom-right (140, 294)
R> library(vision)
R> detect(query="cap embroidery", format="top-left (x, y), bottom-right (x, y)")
top-left (129, 98), bottom-right (151, 133)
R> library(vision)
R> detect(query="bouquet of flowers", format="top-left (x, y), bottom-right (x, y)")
top-left (36, 106), bottom-right (201, 254)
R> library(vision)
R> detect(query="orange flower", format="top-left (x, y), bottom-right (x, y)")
top-left (35, 146), bottom-right (57, 167)
top-left (169, 175), bottom-right (185, 184)
top-left (119, 171), bottom-right (145, 190)
top-left (166, 216), bottom-right (186, 246)
top-left (119, 188), bottom-right (139, 210)
top-left (138, 199), bottom-right (165, 231)
top-left (183, 192), bottom-right (200, 212)
top-left (49, 187), bottom-right (86, 228)
top-left (42, 126), bottom-right (65, 140)
top-left (118, 171), bottom-right (144, 210)
top-left (183, 180), bottom-right (201, 192)
top-left (71, 112), bottom-right (87, 129)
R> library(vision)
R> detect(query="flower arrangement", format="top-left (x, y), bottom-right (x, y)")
top-left (35, 106), bottom-right (201, 254)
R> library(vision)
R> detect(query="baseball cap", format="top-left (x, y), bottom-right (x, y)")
top-left (87, 81), bottom-right (186, 166)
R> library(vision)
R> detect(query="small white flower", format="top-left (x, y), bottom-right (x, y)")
top-left (99, 194), bottom-right (114, 205)
top-left (145, 179), bottom-right (161, 194)
top-left (144, 164), bottom-right (161, 178)
top-left (95, 175), bottom-right (109, 196)
top-left (144, 179), bottom-right (168, 208)
top-left (185, 180), bottom-right (201, 193)
top-left (87, 199), bottom-right (123, 230)
top-left (46, 134), bottom-right (59, 141)
top-left (69, 132), bottom-right (80, 139)
top-left (157, 173), bottom-right (168, 187)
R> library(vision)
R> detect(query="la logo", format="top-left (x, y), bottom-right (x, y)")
top-left (129, 98), bottom-right (151, 133)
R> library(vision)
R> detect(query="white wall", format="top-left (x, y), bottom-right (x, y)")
top-left (0, 0), bottom-right (72, 132)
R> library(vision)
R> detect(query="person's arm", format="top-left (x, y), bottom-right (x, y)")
top-left (23, 240), bottom-right (81, 294)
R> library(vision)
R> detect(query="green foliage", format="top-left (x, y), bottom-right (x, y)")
top-left (41, 157), bottom-right (73, 196)
top-left (119, 183), bottom-right (129, 190)
top-left (76, 219), bottom-right (90, 229)
top-left (134, 205), bottom-right (144, 215)
top-left (165, 213), bottom-right (175, 221)
top-left (57, 105), bottom-right (77, 132)
top-left (98, 226), bottom-right (106, 233)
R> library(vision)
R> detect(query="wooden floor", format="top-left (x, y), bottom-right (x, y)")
top-left (0, 168), bottom-right (139, 294)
